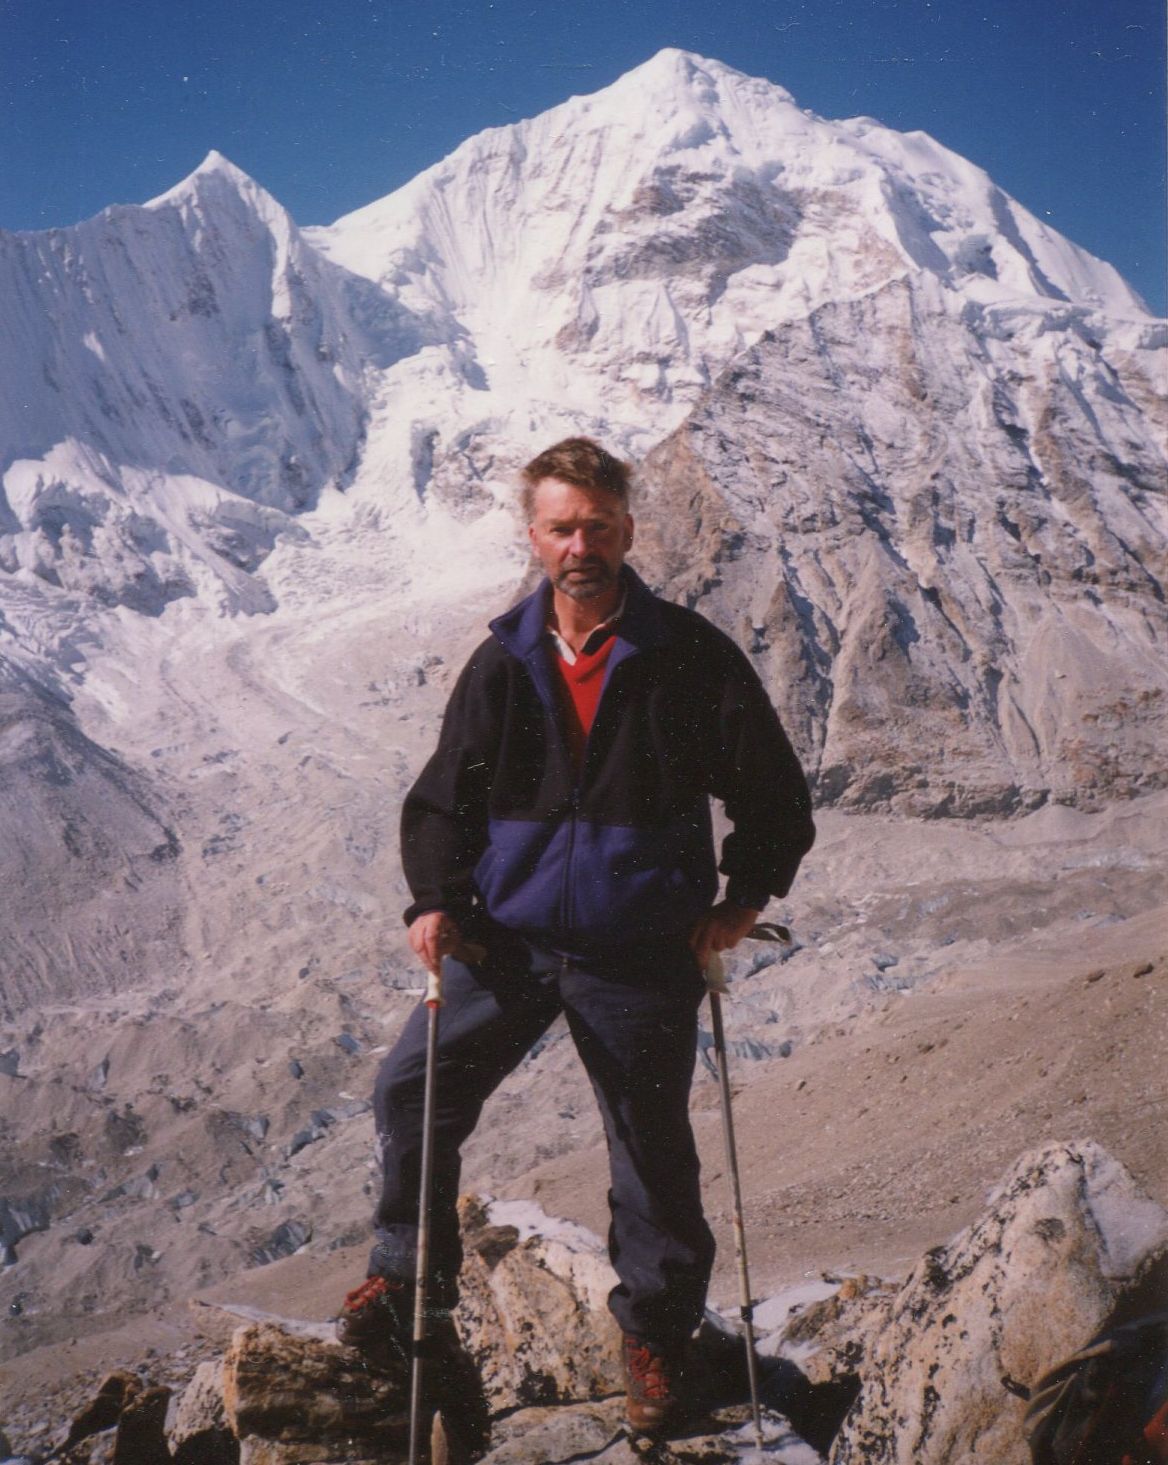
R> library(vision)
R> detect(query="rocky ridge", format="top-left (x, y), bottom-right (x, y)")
top-left (5, 1143), bottom-right (1165, 1464)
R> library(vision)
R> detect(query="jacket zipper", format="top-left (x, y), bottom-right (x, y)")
top-left (560, 788), bottom-right (579, 933)
top-left (532, 645), bottom-right (629, 939)
top-left (560, 659), bottom-right (618, 935)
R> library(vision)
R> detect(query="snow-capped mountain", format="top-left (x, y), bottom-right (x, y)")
top-left (305, 49), bottom-right (1157, 540)
top-left (3, 50), bottom-right (1157, 618)
top-left (0, 153), bottom-right (386, 616)
top-left (0, 49), bottom-right (1164, 1010)
top-left (303, 47), bottom-right (1166, 817)
top-left (312, 47), bottom-right (1145, 414)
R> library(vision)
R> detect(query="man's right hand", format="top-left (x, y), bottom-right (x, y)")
top-left (408, 911), bottom-right (465, 976)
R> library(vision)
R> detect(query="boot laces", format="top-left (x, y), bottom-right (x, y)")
top-left (627, 1341), bottom-right (672, 1400)
top-left (343, 1274), bottom-right (405, 1314)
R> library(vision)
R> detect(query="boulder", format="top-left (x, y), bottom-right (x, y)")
top-left (51, 1371), bottom-right (142, 1461)
top-left (762, 1274), bottom-right (892, 1390)
top-left (454, 1196), bottom-right (625, 1412)
top-left (221, 1321), bottom-right (408, 1456)
top-left (829, 1140), bottom-right (1168, 1464)
top-left (170, 1361), bottom-right (239, 1464)
top-left (476, 1399), bottom-right (628, 1464)
top-left (112, 1384), bottom-right (171, 1465)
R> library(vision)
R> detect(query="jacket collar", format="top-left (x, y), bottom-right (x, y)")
top-left (489, 565), bottom-right (670, 662)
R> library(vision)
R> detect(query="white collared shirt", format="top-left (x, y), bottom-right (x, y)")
top-left (546, 588), bottom-right (627, 665)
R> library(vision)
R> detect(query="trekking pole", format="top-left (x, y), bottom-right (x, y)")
top-left (408, 941), bottom-right (484, 1465)
top-left (408, 962), bottom-right (445, 1465)
top-left (706, 951), bottom-right (764, 1448)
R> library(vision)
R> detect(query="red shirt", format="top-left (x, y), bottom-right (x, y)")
top-left (550, 628), bottom-right (617, 769)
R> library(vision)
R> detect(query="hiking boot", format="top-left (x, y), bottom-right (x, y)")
top-left (622, 1334), bottom-right (685, 1436)
top-left (336, 1274), bottom-right (414, 1366)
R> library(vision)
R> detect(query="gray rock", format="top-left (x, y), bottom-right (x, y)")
top-left (285, 1128), bottom-right (321, 1158)
top-left (226, 1113), bottom-right (270, 1144)
top-left (319, 1100), bottom-right (372, 1124)
top-left (249, 1220), bottom-right (312, 1267)
top-left (104, 1105), bottom-right (147, 1154)
top-left (0, 1189), bottom-right (56, 1263)
top-left (829, 1140), bottom-right (1168, 1464)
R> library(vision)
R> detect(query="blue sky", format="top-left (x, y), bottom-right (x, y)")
top-left (2, 0), bottom-right (1164, 313)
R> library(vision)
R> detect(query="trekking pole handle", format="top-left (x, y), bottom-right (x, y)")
top-left (423, 941), bottom-right (486, 1007)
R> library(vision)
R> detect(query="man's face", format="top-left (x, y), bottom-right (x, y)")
top-left (527, 477), bottom-right (634, 602)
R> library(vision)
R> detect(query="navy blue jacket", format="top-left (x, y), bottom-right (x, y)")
top-left (401, 567), bottom-right (815, 952)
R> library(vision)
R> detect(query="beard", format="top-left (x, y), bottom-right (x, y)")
top-left (553, 558), bottom-right (618, 601)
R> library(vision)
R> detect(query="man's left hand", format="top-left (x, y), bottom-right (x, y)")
top-left (689, 901), bottom-right (762, 971)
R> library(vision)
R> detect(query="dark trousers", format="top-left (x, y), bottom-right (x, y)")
top-left (369, 933), bottom-right (716, 1346)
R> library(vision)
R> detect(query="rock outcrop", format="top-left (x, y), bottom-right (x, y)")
top-left (826, 1140), bottom-right (1168, 1464)
top-left (169, 1360), bottom-right (237, 1464)
top-left (454, 1196), bottom-right (625, 1412)
top-left (21, 1144), bottom-right (1166, 1464)
top-left (221, 1321), bottom-right (409, 1463)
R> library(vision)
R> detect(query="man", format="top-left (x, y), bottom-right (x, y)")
top-left (338, 437), bottom-right (814, 1435)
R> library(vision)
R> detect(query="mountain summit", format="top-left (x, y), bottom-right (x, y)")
top-left (309, 47), bottom-right (1148, 463)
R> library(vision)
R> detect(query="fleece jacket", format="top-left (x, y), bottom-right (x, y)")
top-left (400, 566), bottom-right (815, 953)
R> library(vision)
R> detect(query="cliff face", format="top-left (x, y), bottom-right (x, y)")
top-left (636, 274), bottom-right (1167, 815)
